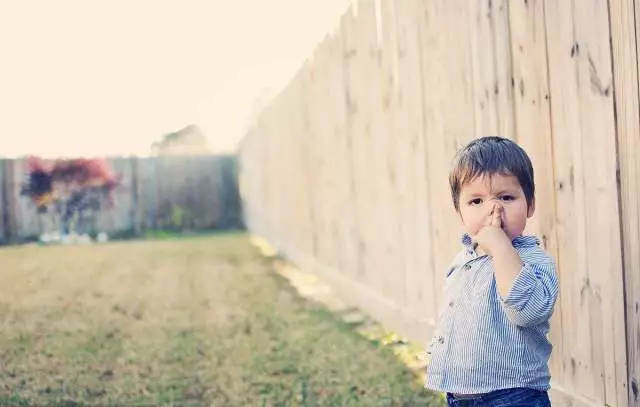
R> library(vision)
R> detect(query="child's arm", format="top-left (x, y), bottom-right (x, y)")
top-left (474, 204), bottom-right (524, 297)
top-left (474, 204), bottom-right (558, 327)
top-left (488, 240), bottom-right (523, 299)
top-left (496, 260), bottom-right (557, 327)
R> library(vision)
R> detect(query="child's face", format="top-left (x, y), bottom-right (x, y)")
top-left (457, 172), bottom-right (534, 241)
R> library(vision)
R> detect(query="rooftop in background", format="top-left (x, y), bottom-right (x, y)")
top-left (151, 125), bottom-right (211, 157)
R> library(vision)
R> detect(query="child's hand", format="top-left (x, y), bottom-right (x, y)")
top-left (472, 203), bottom-right (512, 257)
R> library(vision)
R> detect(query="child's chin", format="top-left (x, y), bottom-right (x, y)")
top-left (506, 231), bottom-right (522, 241)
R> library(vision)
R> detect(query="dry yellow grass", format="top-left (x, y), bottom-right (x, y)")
top-left (0, 232), bottom-right (443, 406)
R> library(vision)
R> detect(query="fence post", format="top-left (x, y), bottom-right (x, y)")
top-left (0, 159), bottom-right (6, 243)
top-left (1, 160), bottom-right (16, 242)
top-left (130, 156), bottom-right (141, 235)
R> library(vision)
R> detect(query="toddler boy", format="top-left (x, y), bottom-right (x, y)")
top-left (424, 136), bottom-right (558, 406)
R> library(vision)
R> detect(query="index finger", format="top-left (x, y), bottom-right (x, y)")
top-left (491, 203), bottom-right (502, 227)
top-left (483, 204), bottom-right (495, 226)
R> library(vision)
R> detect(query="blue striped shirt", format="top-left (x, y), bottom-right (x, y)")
top-left (424, 233), bottom-right (559, 394)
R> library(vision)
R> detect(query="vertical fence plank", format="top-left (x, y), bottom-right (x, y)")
top-left (100, 157), bottom-right (134, 234)
top-left (339, 5), bottom-right (364, 294)
top-left (373, 0), bottom-right (406, 306)
top-left (219, 156), bottom-right (242, 229)
top-left (418, 0), bottom-right (475, 312)
top-left (610, 0), bottom-right (640, 404)
top-left (137, 157), bottom-right (158, 230)
top-left (545, 0), bottom-right (600, 400)
top-left (12, 159), bottom-right (39, 239)
top-left (392, 0), bottom-right (438, 341)
top-left (492, 0), bottom-right (516, 140)
top-left (469, 0), bottom-right (515, 140)
top-left (507, 0), bottom-right (565, 384)
top-left (356, 0), bottom-right (389, 300)
top-left (309, 36), bottom-right (336, 273)
top-left (325, 17), bottom-right (353, 279)
top-left (130, 157), bottom-right (140, 234)
top-left (292, 64), bottom-right (317, 259)
top-left (344, 0), bottom-right (379, 293)
top-left (572, 2), bottom-right (627, 405)
top-left (545, 0), bottom-right (627, 404)
top-left (293, 62), bottom-right (317, 259)
top-left (0, 160), bottom-right (5, 243)
top-left (5, 160), bottom-right (16, 241)
top-left (319, 26), bottom-right (353, 278)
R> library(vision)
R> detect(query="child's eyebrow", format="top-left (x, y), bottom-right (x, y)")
top-left (464, 189), bottom-right (517, 198)
top-left (493, 189), bottom-right (518, 195)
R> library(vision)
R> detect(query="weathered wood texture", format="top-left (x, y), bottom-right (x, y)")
top-left (0, 155), bottom-right (242, 241)
top-left (238, 0), bottom-right (639, 405)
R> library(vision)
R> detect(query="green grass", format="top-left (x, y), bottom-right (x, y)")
top-left (0, 232), bottom-right (443, 406)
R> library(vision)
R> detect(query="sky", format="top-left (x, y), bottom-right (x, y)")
top-left (0, 0), bottom-right (352, 158)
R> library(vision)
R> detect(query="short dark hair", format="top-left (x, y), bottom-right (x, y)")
top-left (449, 136), bottom-right (535, 212)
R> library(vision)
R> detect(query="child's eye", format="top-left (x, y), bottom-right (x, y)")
top-left (500, 195), bottom-right (514, 201)
top-left (468, 198), bottom-right (482, 206)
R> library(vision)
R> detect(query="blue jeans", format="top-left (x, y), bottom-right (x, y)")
top-left (446, 387), bottom-right (551, 406)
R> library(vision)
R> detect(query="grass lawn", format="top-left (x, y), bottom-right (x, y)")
top-left (0, 232), bottom-right (444, 406)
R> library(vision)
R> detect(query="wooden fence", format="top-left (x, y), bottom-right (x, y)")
top-left (237, 1), bottom-right (640, 406)
top-left (0, 155), bottom-right (242, 242)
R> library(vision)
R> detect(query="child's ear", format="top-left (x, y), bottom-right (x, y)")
top-left (527, 198), bottom-right (536, 218)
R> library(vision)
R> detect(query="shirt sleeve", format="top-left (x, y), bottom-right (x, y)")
top-left (444, 250), bottom-right (466, 279)
top-left (498, 260), bottom-right (559, 327)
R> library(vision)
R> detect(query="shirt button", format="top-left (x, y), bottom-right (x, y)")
top-left (448, 301), bottom-right (454, 307)
top-left (463, 264), bottom-right (471, 270)
top-left (438, 336), bottom-right (445, 344)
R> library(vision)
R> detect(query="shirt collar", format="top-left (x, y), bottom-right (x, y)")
top-left (461, 233), bottom-right (540, 251)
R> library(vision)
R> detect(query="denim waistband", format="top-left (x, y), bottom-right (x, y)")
top-left (450, 392), bottom-right (486, 400)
